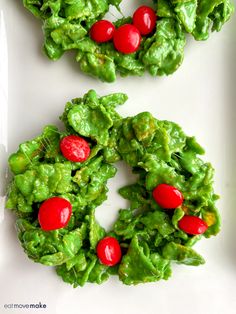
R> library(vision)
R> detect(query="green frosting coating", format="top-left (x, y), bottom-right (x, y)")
top-left (7, 90), bottom-right (220, 286)
top-left (22, 0), bottom-right (234, 82)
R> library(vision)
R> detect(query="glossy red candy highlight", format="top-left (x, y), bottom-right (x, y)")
top-left (113, 24), bottom-right (141, 54)
top-left (178, 215), bottom-right (208, 235)
top-left (90, 20), bottom-right (115, 43)
top-left (96, 236), bottom-right (122, 266)
top-left (38, 197), bottom-right (72, 231)
top-left (60, 135), bottom-right (90, 162)
top-left (153, 183), bottom-right (183, 209)
top-left (133, 6), bottom-right (157, 35)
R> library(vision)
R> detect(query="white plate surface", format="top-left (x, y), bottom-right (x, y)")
top-left (0, 1), bottom-right (236, 313)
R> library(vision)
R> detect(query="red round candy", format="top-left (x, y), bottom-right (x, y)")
top-left (96, 237), bottom-right (122, 266)
top-left (133, 6), bottom-right (157, 35)
top-left (113, 24), bottom-right (141, 54)
top-left (38, 197), bottom-right (72, 231)
top-left (90, 20), bottom-right (115, 43)
top-left (153, 183), bottom-right (183, 209)
top-left (178, 215), bottom-right (208, 235)
top-left (60, 135), bottom-right (90, 162)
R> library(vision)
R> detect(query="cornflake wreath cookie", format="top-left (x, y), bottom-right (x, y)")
top-left (7, 90), bottom-right (220, 287)
top-left (22, 0), bottom-right (234, 82)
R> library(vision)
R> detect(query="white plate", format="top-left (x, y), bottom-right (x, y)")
top-left (1, 1), bottom-right (236, 313)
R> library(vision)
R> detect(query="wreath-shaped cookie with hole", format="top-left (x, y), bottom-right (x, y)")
top-left (7, 90), bottom-right (220, 286)
top-left (22, 0), bottom-right (234, 82)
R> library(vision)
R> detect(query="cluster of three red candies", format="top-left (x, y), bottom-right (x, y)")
top-left (90, 6), bottom-right (157, 54)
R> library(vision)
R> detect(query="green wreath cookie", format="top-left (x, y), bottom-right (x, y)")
top-left (22, 0), bottom-right (234, 82)
top-left (7, 90), bottom-right (220, 286)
